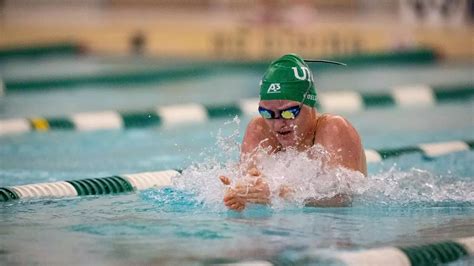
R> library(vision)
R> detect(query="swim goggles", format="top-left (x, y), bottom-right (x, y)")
top-left (258, 105), bottom-right (301, 120)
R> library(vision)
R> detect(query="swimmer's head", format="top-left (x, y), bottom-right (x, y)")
top-left (259, 53), bottom-right (317, 108)
top-left (259, 99), bottom-right (316, 149)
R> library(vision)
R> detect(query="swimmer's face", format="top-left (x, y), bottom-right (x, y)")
top-left (259, 100), bottom-right (315, 148)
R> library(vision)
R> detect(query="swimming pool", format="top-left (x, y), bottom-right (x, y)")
top-left (0, 56), bottom-right (473, 265)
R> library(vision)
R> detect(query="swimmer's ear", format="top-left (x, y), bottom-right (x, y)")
top-left (219, 176), bottom-right (231, 185)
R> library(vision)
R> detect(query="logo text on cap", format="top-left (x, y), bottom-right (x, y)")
top-left (292, 67), bottom-right (313, 81)
top-left (267, 83), bottom-right (281, 93)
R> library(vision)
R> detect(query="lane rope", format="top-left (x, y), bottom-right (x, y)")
top-left (325, 237), bottom-right (473, 266)
top-left (1, 170), bottom-right (179, 202)
top-left (194, 238), bottom-right (474, 266)
top-left (0, 84), bottom-right (472, 136)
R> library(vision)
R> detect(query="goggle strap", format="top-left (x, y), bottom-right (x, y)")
top-left (303, 59), bottom-right (347, 66)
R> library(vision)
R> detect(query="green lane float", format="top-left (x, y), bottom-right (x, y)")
top-left (0, 187), bottom-right (20, 202)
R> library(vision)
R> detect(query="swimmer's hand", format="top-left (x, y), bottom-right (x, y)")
top-left (220, 176), bottom-right (246, 211)
top-left (219, 168), bottom-right (270, 211)
top-left (223, 189), bottom-right (247, 212)
top-left (235, 177), bottom-right (271, 204)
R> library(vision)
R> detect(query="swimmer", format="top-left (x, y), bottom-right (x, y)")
top-left (219, 54), bottom-right (367, 211)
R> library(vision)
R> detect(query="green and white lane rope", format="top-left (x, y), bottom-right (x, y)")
top-left (332, 237), bottom-right (473, 266)
top-left (317, 84), bottom-right (472, 112)
top-left (0, 84), bottom-right (472, 136)
top-left (224, 237), bottom-right (474, 266)
top-left (0, 170), bottom-right (179, 202)
top-left (365, 139), bottom-right (474, 163)
top-left (0, 139), bottom-right (472, 203)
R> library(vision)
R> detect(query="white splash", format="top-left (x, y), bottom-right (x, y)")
top-left (353, 167), bottom-right (474, 206)
top-left (172, 118), bottom-right (474, 210)
top-left (253, 145), bottom-right (364, 208)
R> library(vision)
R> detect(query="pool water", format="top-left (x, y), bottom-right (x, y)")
top-left (0, 57), bottom-right (473, 265)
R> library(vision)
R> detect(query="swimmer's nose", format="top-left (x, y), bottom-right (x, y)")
top-left (272, 118), bottom-right (290, 129)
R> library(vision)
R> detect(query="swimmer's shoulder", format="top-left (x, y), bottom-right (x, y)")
top-left (316, 113), bottom-right (353, 131)
top-left (246, 116), bottom-right (270, 133)
top-left (315, 113), bottom-right (367, 176)
top-left (242, 116), bottom-right (277, 152)
top-left (315, 113), bottom-right (360, 141)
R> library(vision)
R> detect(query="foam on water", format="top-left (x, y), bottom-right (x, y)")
top-left (153, 118), bottom-right (474, 211)
top-left (353, 167), bottom-right (474, 207)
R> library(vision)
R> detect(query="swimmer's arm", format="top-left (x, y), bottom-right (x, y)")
top-left (220, 118), bottom-right (278, 211)
top-left (303, 194), bottom-right (352, 208)
top-left (278, 186), bottom-right (352, 207)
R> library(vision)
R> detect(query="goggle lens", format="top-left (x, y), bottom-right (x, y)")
top-left (281, 110), bottom-right (296, 119)
top-left (259, 109), bottom-right (273, 119)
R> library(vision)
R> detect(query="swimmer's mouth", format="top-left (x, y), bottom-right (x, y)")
top-left (277, 130), bottom-right (292, 136)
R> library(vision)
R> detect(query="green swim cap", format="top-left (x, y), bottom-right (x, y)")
top-left (259, 53), bottom-right (317, 107)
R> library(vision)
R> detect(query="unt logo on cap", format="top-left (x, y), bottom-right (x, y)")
top-left (292, 67), bottom-right (313, 81)
top-left (267, 83), bottom-right (281, 93)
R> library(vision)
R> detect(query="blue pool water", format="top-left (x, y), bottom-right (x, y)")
top-left (0, 57), bottom-right (473, 265)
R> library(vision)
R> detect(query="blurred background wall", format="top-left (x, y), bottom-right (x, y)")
top-left (0, 0), bottom-right (472, 60)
